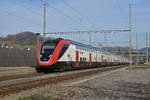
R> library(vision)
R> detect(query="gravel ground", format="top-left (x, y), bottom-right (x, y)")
top-left (0, 67), bottom-right (34, 72)
top-left (0, 67), bottom-right (36, 77)
top-left (2, 66), bottom-right (150, 100)
top-left (0, 67), bottom-right (116, 86)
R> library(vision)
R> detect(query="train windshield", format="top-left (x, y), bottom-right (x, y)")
top-left (41, 43), bottom-right (56, 55)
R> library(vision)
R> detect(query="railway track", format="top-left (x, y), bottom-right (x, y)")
top-left (0, 66), bottom-right (125, 98)
top-left (0, 73), bottom-right (44, 82)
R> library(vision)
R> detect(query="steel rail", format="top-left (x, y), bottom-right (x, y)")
top-left (0, 66), bottom-right (124, 98)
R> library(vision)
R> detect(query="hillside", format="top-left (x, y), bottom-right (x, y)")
top-left (3, 31), bottom-right (39, 45)
top-left (103, 46), bottom-right (148, 55)
top-left (0, 31), bottom-right (43, 49)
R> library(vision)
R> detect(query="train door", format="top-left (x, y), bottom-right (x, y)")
top-left (89, 53), bottom-right (92, 67)
top-left (67, 47), bottom-right (74, 69)
top-left (101, 55), bottom-right (103, 65)
top-left (95, 51), bottom-right (98, 66)
top-left (96, 51), bottom-right (98, 62)
top-left (76, 51), bottom-right (79, 67)
top-left (108, 56), bottom-right (110, 65)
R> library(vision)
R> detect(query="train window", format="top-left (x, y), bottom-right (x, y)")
top-left (82, 58), bottom-right (85, 62)
top-left (68, 54), bottom-right (70, 57)
top-left (80, 57), bottom-right (82, 62)
top-left (41, 42), bottom-right (56, 55)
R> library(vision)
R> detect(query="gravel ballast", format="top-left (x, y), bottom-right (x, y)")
top-left (1, 66), bottom-right (150, 100)
top-left (0, 67), bottom-right (36, 77)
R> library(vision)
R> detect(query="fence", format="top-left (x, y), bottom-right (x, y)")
top-left (0, 48), bottom-right (37, 67)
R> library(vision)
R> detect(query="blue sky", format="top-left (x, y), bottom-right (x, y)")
top-left (0, 0), bottom-right (150, 48)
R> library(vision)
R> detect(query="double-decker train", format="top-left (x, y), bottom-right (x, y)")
top-left (36, 38), bottom-right (129, 72)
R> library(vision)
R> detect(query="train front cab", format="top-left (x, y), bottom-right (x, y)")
top-left (37, 39), bottom-right (70, 72)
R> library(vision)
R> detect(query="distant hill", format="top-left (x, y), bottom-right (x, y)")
top-left (0, 31), bottom-right (57, 49)
top-left (0, 31), bottom-right (44, 49)
top-left (2, 31), bottom-right (39, 45)
top-left (102, 46), bottom-right (149, 56)
top-left (103, 47), bottom-right (129, 52)
top-left (139, 47), bottom-right (150, 56)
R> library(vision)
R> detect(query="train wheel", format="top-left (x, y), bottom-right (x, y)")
top-left (68, 66), bottom-right (72, 71)
top-left (59, 66), bottom-right (66, 72)
top-left (36, 68), bottom-right (42, 73)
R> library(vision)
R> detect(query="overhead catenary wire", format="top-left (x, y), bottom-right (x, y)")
top-left (8, 0), bottom-right (43, 17)
top-left (46, 30), bottom-right (130, 34)
top-left (1, 0), bottom-right (42, 27)
top-left (8, 0), bottom-right (72, 31)
top-left (40, 0), bottom-right (78, 35)
top-left (115, 0), bottom-right (125, 14)
top-left (41, 1), bottom-right (76, 23)
top-left (111, 0), bottom-right (130, 37)
top-left (46, 8), bottom-right (78, 31)
top-left (62, 0), bottom-right (97, 28)
top-left (0, 9), bottom-right (42, 27)
top-left (115, 0), bottom-right (128, 23)
top-left (7, 0), bottom-right (64, 30)
top-left (48, 4), bottom-right (85, 27)
top-left (39, 0), bottom-right (87, 29)
top-left (12, 0), bottom-right (78, 31)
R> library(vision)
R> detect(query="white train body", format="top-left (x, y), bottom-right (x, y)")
top-left (37, 38), bottom-right (129, 70)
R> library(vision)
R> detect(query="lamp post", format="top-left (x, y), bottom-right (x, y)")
top-left (36, 33), bottom-right (40, 59)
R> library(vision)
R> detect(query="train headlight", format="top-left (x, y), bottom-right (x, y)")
top-left (49, 55), bottom-right (52, 58)
top-left (40, 55), bottom-right (42, 57)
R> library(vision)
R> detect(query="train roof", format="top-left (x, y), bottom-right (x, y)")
top-left (67, 39), bottom-right (99, 50)
top-left (65, 39), bottom-right (114, 55)
top-left (65, 39), bottom-right (128, 58)
top-left (44, 38), bottom-right (62, 43)
top-left (44, 38), bottom-right (128, 58)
